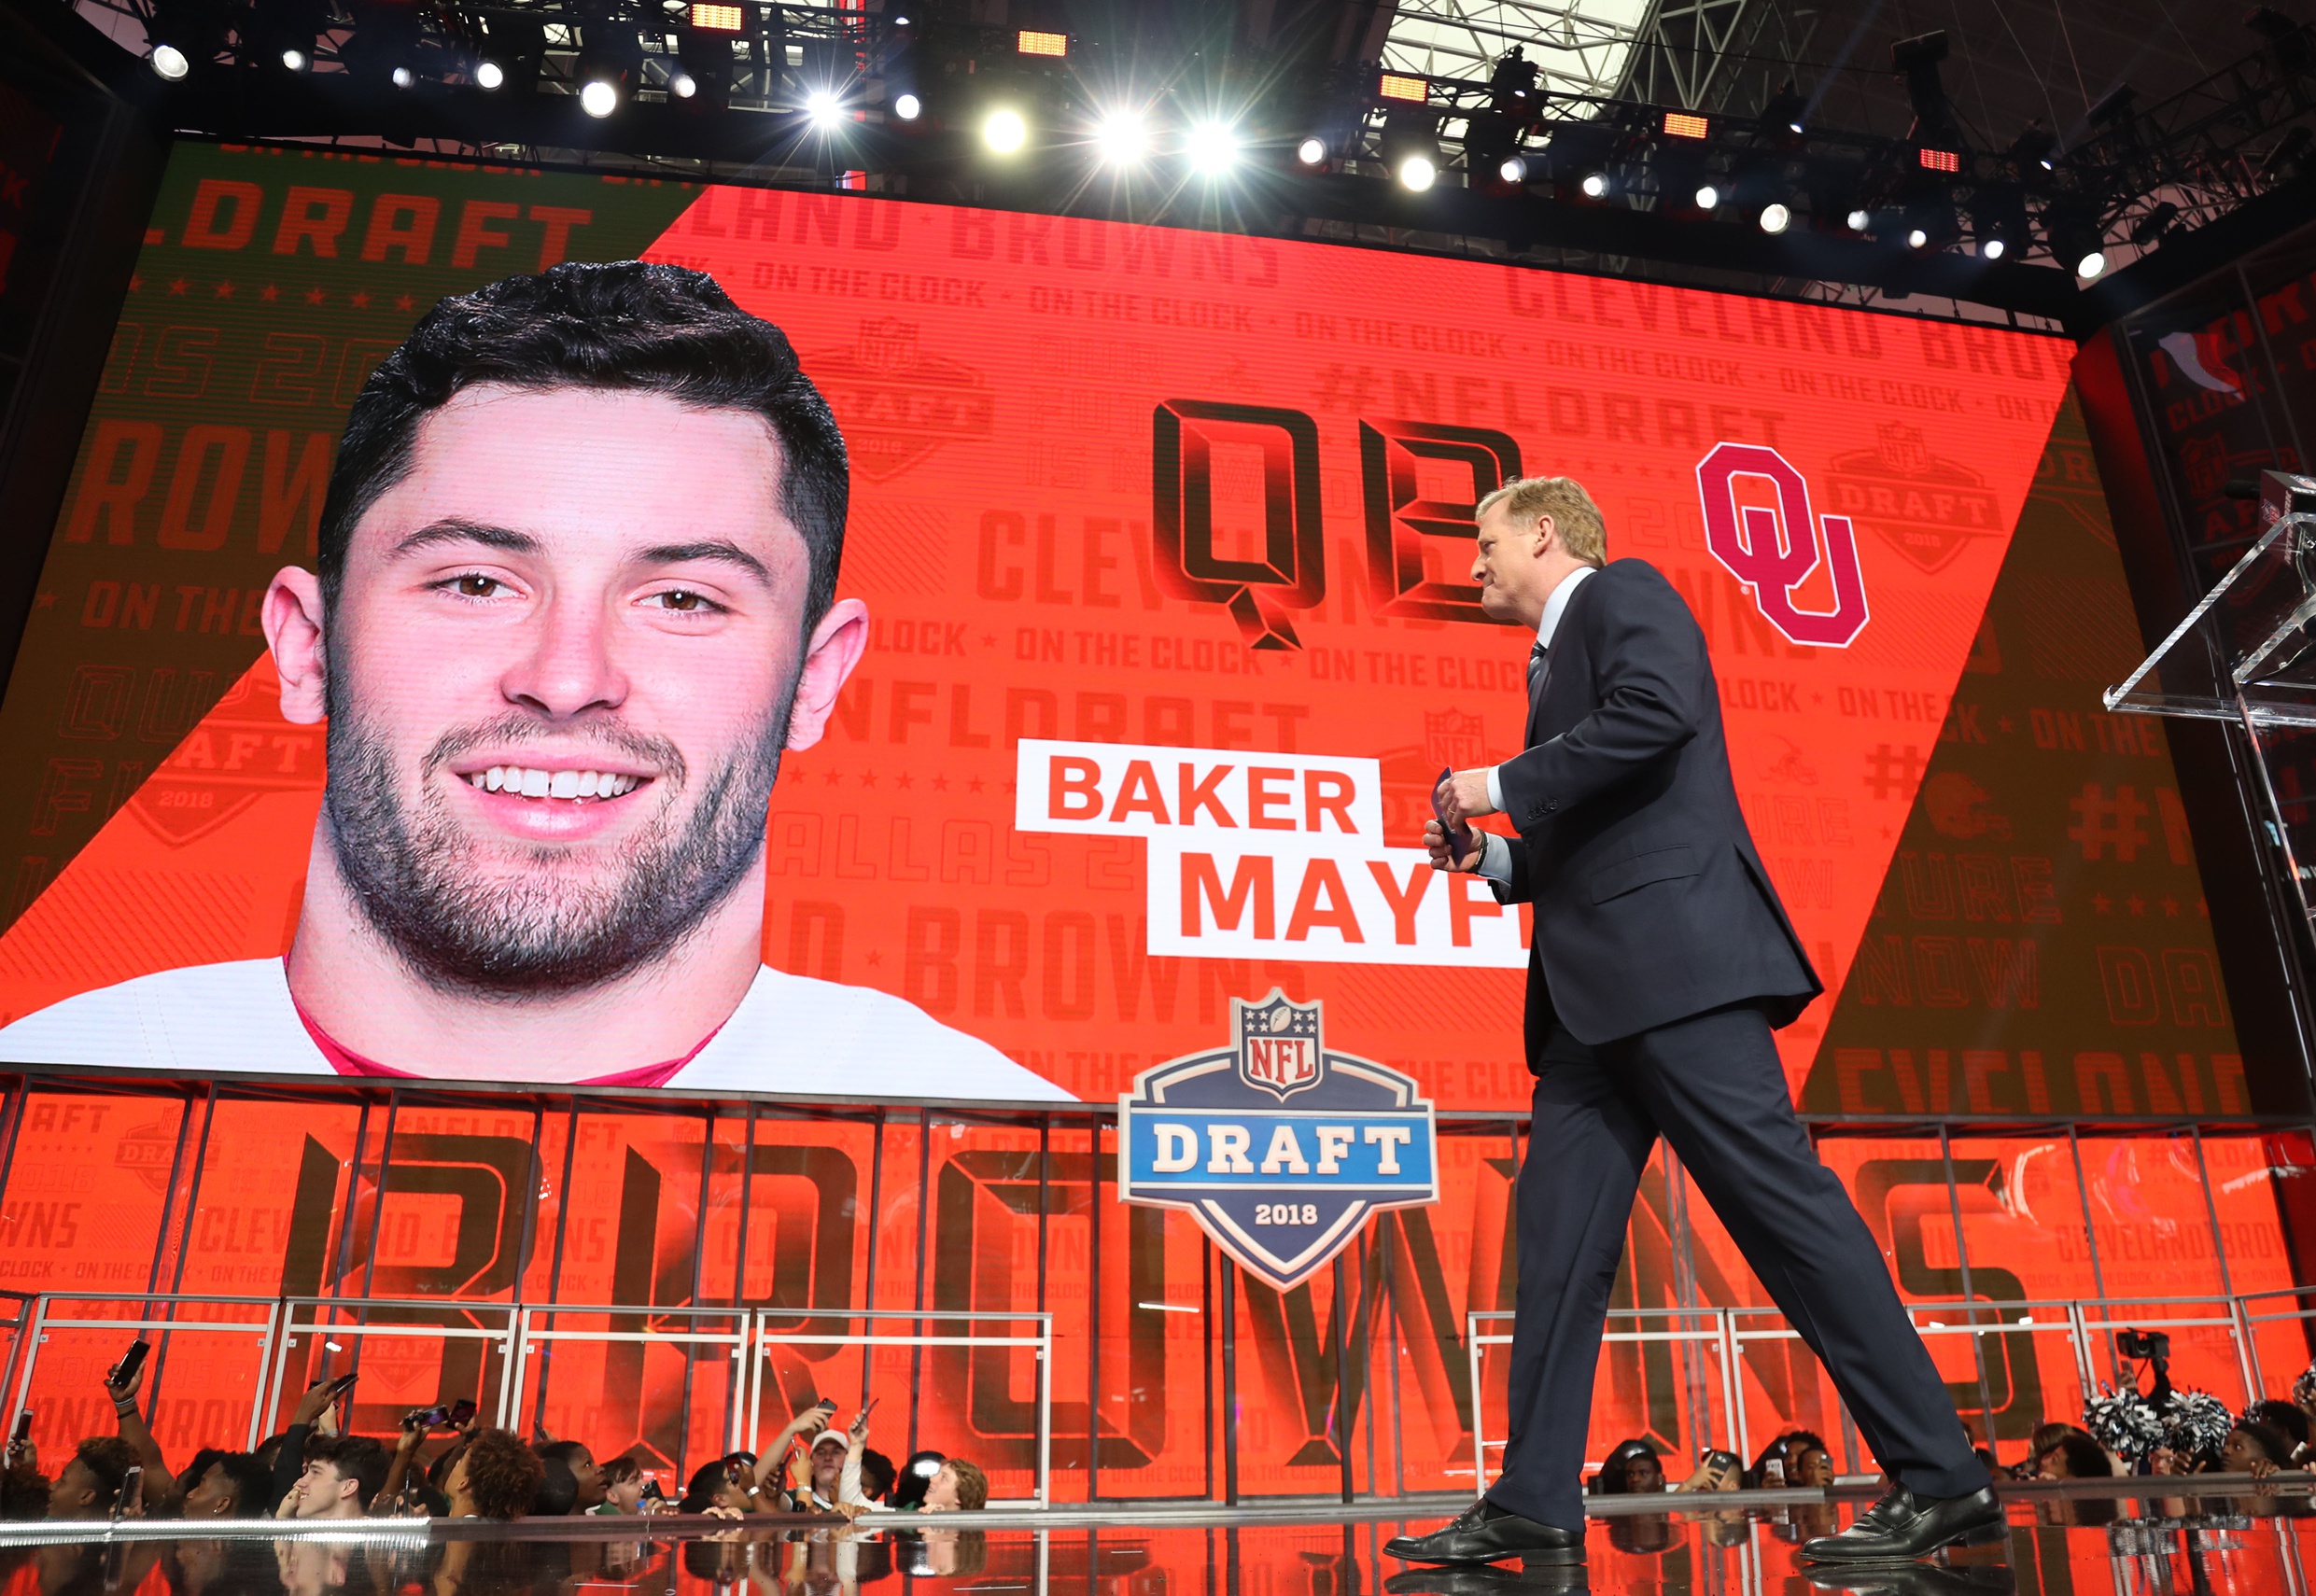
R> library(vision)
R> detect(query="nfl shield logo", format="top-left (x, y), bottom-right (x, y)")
top-left (1424, 709), bottom-right (1487, 768)
top-left (1237, 993), bottom-right (1322, 1100)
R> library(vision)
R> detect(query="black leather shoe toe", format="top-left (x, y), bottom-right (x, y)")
top-left (1796, 1486), bottom-right (2004, 1565)
top-left (1384, 1499), bottom-right (1586, 1566)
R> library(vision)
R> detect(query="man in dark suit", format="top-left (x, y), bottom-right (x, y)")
top-left (1387, 476), bottom-right (1998, 1568)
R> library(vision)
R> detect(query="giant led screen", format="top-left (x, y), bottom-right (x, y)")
top-left (0, 143), bottom-right (2240, 1114)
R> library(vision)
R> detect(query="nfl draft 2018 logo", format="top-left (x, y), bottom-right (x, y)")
top-left (1119, 990), bottom-right (1437, 1291)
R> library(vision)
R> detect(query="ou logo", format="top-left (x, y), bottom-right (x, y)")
top-left (1695, 442), bottom-right (1869, 647)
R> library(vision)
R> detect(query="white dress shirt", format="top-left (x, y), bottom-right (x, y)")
top-left (1477, 564), bottom-right (1595, 883)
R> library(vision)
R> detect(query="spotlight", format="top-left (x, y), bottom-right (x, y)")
top-left (150, 42), bottom-right (191, 79)
top-left (1694, 183), bottom-right (1720, 209)
top-left (1399, 153), bottom-right (1438, 190)
top-left (1759, 202), bottom-right (1791, 233)
top-left (806, 89), bottom-right (843, 128)
top-left (1498, 155), bottom-right (1528, 184)
top-left (1581, 171), bottom-right (1610, 198)
top-left (281, 46), bottom-right (308, 71)
top-left (391, 64), bottom-right (415, 89)
top-left (474, 57), bottom-right (504, 89)
top-left (580, 79), bottom-right (619, 117)
top-left (1846, 207), bottom-right (1870, 231)
top-left (667, 65), bottom-right (696, 98)
top-left (1186, 121), bottom-right (1239, 176)
top-left (2076, 248), bottom-right (2107, 279)
top-left (2046, 210), bottom-right (2107, 279)
top-left (1981, 236), bottom-right (2007, 259)
top-left (2130, 200), bottom-right (2182, 246)
top-left (893, 92), bottom-right (921, 120)
top-left (982, 107), bottom-right (1028, 154)
top-left (1906, 226), bottom-right (1929, 248)
top-left (1094, 109), bottom-right (1149, 166)
top-left (1296, 136), bottom-right (1327, 166)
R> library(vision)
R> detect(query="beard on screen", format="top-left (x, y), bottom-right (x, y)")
top-left (320, 686), bottom-right (796, 999)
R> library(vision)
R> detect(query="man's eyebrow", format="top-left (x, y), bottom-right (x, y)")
top-left (390, 518), bottom-right (540, 558)
top-left (637, 540), bottom-right (775, 585)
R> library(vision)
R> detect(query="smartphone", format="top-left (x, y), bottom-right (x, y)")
top-left (447, 1398), bottom-right (477, 1427)
top-left (641, 1477), bottom-right (665, 1503)
top-left (107, 1339), bottom-right (150, 1389)
top-left (1762, 1457), bottom-right (1786, 1487)
top-left (855, 1396), bottom-right (881, 1423)
top-left (112, 1463), bottom-right (143, 1522)
top-left (1431, 767), bottom-right (1474, 860)
top-left (403, 1403), bottom-right (454, 1430)
top-left (9, 1410), bottom-right (28, 1447)
top-left (324, 1370), bottom-right (358, 1398)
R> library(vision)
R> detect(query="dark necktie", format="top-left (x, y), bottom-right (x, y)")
top-left (1528, 638), bottom-right (1549, 709)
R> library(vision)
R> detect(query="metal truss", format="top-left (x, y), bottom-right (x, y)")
top-left (1380, 0), bottom-right (1649, 105)
top-left (1616, 0), bottom-right (1748, 112)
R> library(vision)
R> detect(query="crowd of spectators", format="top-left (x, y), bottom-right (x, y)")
top-left (0, 1365), bottom-right (991, 1524)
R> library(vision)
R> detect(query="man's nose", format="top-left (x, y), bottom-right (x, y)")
top-left (502, 593), bottom-right (627, 718)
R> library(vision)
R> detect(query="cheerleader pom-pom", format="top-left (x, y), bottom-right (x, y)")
top-left (2083, 1387), bottom-right (2165, 1461)
top-left (2162, 1389), bottom-right (2235, 1462)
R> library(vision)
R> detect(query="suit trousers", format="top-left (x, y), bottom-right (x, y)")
top-left (1488, 1001), bottom-right (1989, 1531)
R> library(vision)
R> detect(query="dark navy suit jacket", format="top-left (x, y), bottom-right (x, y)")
top-left (1487, 557), bottom-right (1821, 1052)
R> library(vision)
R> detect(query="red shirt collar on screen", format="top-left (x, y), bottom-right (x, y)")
top-left (288, 972), bottom-right (721, 1088)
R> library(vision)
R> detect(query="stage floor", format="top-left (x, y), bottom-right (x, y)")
top-left (0, 1482), bottom-right (2308, 1594)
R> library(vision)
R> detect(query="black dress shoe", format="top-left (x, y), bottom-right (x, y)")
top-left (1803, 1563), bottom-right (2016, 1595)
top-left (1796, 1486), bottom-right (2004, 1565)
top-left (1384, 1564), bottom-right (1589, 1594)
top-left (1383, 1499), bottom-right (1586, 1566)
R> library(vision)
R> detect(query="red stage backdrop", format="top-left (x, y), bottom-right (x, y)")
top-left (0, 140), bottom-right (2224, 1111)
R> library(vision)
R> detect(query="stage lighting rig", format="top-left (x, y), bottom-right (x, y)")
top-left (982, 105), bottom-right (1029, 154)
top-left (1380, 104), bottom-right (1444, 191)
top-left (1092, 107), bottom-right (1150, 168)
top-left (1185, 121), bottom-right (1241, 178)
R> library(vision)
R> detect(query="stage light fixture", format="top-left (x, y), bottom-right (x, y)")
top-left (982, 107), bottom-right (1029, 155)
top-left (150, 43), bottom-right (191, 79)
top-left (1186, 121), bottom-right (1240, 176)
top-left (894, 92), bottom-right (921, 120)
top-left (279, 46), bottom-right (307, 71)
top-left (1846, 206), bottom-right (1870, 231)
top-left (1906, 226), bottom-right (1929, 248)
top-left (1399, 153), bottom-right (1438, 190)
top-left (690, 3), bottom-right (743, 27)
top-left (1499, 155), bottom-right (1528, 184)
top-left (2130, 201), bottom-right (2182, 245)
top-left (474, 58), bottom-right (504, 89)
top-left (667, 65), bottom-right (696, 97)
top-left (2077, 248), bottom-right (2107, 278)
top-left (1296, 136), bottom-right (1327, 166)
top-left (580, 79), bottom-right (619, 117)
top-left (1380, 74), bottom-right (1428, 104)
top-left (1016, 30), bottom-right (1067, 58)
top-left (806, 89), bottom-right (844, 129)
top-left (1982, 236), bottom-right (2007, 259)
top-left (391, 64), bottom-right (416, 89)
top-left (1694, 183), bottom-right (1720, 209)
top-left (1663, 111), bottom-right (1708, 140)
top-left (1759, 202), bottom-right (1791, 233)
top-left (1581, 171), bottom-right (1610, 198)
top-left (1094, 110), bottom-right (1149, 167)
top-left (1891, 30), bottom-right (1960, 147)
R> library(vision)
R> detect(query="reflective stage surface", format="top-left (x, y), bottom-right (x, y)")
top-left (3, 1487), bottom-right (2310, 1596)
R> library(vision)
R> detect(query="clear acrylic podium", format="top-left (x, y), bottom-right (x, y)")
top-left (2106, 469), bottom-right (2316, 931)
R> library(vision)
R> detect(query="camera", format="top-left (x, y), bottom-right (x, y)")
top-left (2116, 1329), bottom-right (2171, 1362)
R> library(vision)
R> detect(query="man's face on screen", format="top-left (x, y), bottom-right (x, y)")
top-left (317, 385), bottom-right (812, 995)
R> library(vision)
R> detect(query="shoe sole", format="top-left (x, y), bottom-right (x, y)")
top-left (1384, 1548), bottom-right (1585, 1568)
top-left (1793, 1522), bottom-right (2008, 1567)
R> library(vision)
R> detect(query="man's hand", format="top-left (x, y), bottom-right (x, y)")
top-left (104, 1364), bottom-right (145, 1407)
top-left (290, 1379), bottom-right (343, 1428)
top-left (1424, 819), bottom-right (1487, 874)
top-left (1436, 769), bottom-right (1497, 826)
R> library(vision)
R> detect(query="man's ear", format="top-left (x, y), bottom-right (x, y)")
top-left (785, 597), bottom-right (870, 750)
top-left (264, 567), bottom-right (330, 725)
top-left (1530, 512), bottom-right (1560, 558)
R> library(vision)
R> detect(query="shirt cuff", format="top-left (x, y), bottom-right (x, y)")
top-left (1486, 765), bottom-right (1506, 814)
top-left (1477, 832), bottom-right (1513, 884)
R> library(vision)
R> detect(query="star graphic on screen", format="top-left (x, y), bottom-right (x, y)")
top-left (261, 284), bottom-right (280, 301)
top-left (34, 592), bottom-right (55, 609)
top-left (931, 776), bottom-right (949, 791)
top-left (2127, 895), bottom-right (2145, 915)
top-left (213, 280), bottom-right (234, 298)
top-left (1003, 779), bottom-right (1016, 794)
top-left (981, 634), bottom-right (996, 648)
top-left (865, 950), bottom-right (883, 967)
top-left (167, 278), bottom-right (188, 295)
top-left (894, 773), bottom-right (914, 790)
top-left (304, 287), bottom-right (326, 304)
top-left (2162, 896), bottom-right (2180, 916)
top-left (967, 777), bottom-right (985, 794)
top-left (128, 274), bottom-right (143, 293)
top-left (1998, 716), bottom-right (2014, 734)
top-left (350, 290), bottom-right (372, 308)
top-left (822, 769), bottom-right (843, 787)
top-left (396, 294), bottom-right (414, 311)
top-left (860, 771), bottom-right (877, 788)
top-left (2091, 893), bottom-right (2112, 913)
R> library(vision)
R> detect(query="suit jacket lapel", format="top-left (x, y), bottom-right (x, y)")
top-left (1525, 571), bottom-right (1599, 749)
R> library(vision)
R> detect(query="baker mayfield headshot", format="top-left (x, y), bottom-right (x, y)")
top-left (0, 261), bottom-right (1067, 1100)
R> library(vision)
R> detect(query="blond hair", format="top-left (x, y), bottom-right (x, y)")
top-left (1475, 476), bottom-right (1607, 567)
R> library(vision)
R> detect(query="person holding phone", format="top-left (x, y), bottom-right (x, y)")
top-left (262, 1374), bottom-right (358, 1515)
top-left (747, 1397), bottom-right (837, 1509)
top-left (1397, 477), bottom-right (1996, 1570)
